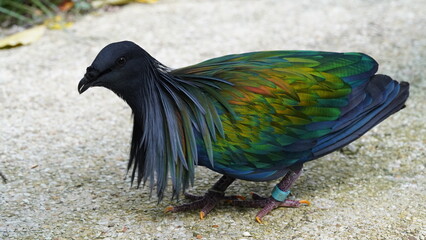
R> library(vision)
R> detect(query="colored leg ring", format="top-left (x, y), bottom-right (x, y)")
top-left (271, 185), bottom-right (290, 202)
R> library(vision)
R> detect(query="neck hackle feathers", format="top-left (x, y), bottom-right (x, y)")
top-left (125, 51), bottom-right (232, 200)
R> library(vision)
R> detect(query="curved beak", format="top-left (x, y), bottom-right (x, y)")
top-left (78, 77), bottom-right (91, 94)
top-left (78, 66), bottom-right (100, 94)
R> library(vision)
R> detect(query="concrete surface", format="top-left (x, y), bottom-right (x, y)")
top-left (1, 0), bottom-right (425, 239)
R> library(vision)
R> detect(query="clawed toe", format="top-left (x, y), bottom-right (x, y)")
top-left (165, 175), bottom-right (237, 219)
top-left (164, 206), bottom-right (174, 213)
top-left (165, 191), bottom-right (249, 219)
top-left (166, 192), bottom-right (309, 222)
top-left (254, 197), bottom-right (309, 223)
top-left (299, 200), bottom-right (311, 205)
top-left (164, 169), bottom-right (310, 222)
top-left (227, 194), bottom-right (310, 223)
top-left (165, 192), bottom-right (236, 219)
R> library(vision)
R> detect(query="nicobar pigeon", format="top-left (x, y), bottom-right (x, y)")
top-left (78, 41), bottom-right (409, 223)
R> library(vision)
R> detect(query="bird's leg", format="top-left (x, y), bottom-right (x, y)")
top-left (165, 175), bottom-right (243, 219)
top-left (228, 164), bottom-right (309, 223)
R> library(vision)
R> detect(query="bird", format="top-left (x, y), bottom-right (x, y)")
top-left (78, 41), bottom-right (409, 223)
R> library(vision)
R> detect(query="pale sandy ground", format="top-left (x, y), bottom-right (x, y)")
top-left (1, 0), bottom-right (425, 239)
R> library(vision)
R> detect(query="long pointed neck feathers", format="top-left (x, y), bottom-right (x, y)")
top-left (127, 58), bottom-right (232, 200)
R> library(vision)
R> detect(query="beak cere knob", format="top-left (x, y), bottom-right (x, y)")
top-left (78, 66), bottom-right (100, 94)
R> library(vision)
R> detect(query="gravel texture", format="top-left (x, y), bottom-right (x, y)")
top-left (1, 0), bottom-right (425, 239)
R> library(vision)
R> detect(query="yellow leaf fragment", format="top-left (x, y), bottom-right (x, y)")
top-left (136, 0), bottom-right (158, 3)
top-left (0, 25), bottom-right (46, 49)
top-left (44, 16), bottom-right (73, 30)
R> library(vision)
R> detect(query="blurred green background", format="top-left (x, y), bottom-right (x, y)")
top-left (1, 0), bottom-right (91, 27)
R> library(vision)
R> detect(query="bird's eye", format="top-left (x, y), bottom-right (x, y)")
top-left (116, 57), bottom-right (126, 66)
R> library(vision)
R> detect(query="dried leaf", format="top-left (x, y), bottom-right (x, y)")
top-left (92, 0), bottom-right (157, 9)
top-left (59, 0), bottom-right (75, 12)
top-left (0, 25), bottom-right (46, 49)
top-left (136, 0), bottom-right (158, 3)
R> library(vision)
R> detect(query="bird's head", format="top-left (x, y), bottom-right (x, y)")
top-left (78, 41), bottom-right (154, 98)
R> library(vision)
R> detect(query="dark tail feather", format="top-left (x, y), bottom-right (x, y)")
top-left (313, 74), bottom-right (409, 158)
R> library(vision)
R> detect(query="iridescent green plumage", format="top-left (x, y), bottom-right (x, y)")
top-left (172, 51), bottom-right (379, 181)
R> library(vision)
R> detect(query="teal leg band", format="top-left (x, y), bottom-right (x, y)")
top-left (271, 185), bottom-right (290, 202)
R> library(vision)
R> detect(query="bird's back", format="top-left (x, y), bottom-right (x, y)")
top-left (172, 51), bottom-right (409, 181)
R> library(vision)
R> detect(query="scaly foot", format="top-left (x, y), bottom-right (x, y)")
top-left (229, 165), bottom-right (309, 223)
top-left (165, 175), bottom-right (239, 219)
top-left (228, 192), bottom-right (310, 223)
top-left (165, 189), bottom-right (245, 219)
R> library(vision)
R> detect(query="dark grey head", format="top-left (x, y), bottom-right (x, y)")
top-left (78, 41), bottom-right (155, 98)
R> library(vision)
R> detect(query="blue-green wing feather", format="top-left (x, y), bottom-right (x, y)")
top-left (172, 51), bottom-right (383, 181)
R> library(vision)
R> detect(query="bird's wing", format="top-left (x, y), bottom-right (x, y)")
top-left (172, 51), bottom-right (380, 180)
